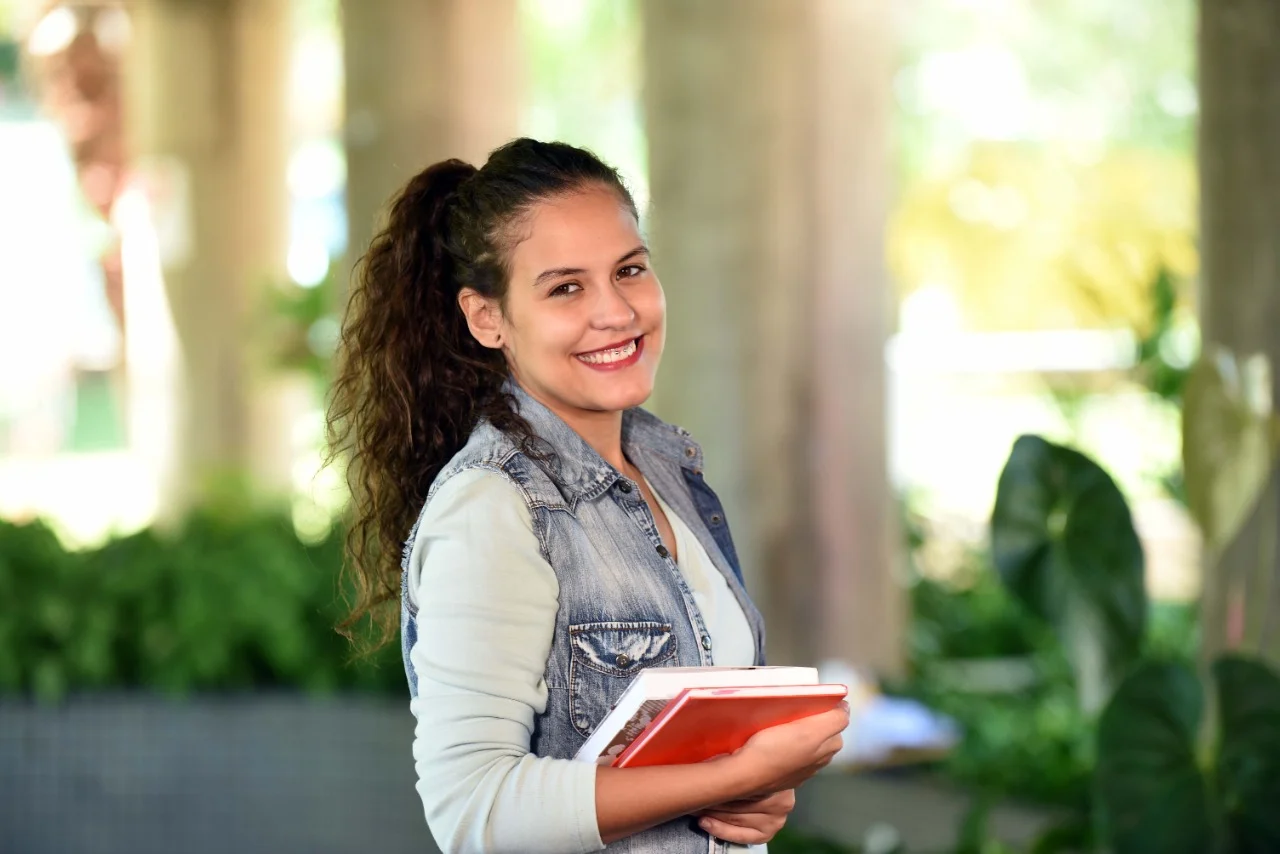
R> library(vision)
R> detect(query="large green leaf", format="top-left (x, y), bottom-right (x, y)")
top-left (1214, 656), bottom-right (1280, 854)
top-left (1182, 349), bottom-right (1276, 555)
top-left (1094, 660), bottom-right (1212, 854)
top-left (991, 435), bottom-right (1147, 707)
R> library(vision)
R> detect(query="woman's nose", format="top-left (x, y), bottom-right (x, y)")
top-left (591, 282), bottom-right (636, 328)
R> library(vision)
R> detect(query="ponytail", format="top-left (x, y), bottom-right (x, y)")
top-left (327, 139), bottom-right (637, 651)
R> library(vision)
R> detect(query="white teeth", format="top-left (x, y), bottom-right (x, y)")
top-left (577, 338), bottom-right (638, 364)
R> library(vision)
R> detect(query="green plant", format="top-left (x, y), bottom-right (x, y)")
top-left (1134, 266), bottom-right (1194, 409)
top-left (954, 795), bottom-right (1093, 854)
top-left (0, 511), bottom-right (403, 701)
top-left (991, 435), bottom-right (1147, 714)
top-left (899, 556), bottom-right (1097, 808)
top-left (770, 826), bottom-right (862, 853)
top-left (1095, 655), bottom-right (1280, 854)
top-left (909, 563), bottom-right (1052, 662)
top-left (260, 267), bottom-right (341, 386)
top-left (906, 664), bottom-right (1095, 811)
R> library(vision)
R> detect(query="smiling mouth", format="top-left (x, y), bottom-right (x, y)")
top-left (575, 336), bottom-right (642, 366)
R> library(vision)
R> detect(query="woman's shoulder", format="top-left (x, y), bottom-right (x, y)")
top-left (428, 419), bottom-right (564, 509)
top-left (405, 466), bottom-right (557, 609)
top-left (416, 468), bottom-right (534, 552)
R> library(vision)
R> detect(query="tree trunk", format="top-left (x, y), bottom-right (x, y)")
top-left (643, 0), bottom-right (903, 675)
top-left (1197, 0), bottom-right (1280, 665)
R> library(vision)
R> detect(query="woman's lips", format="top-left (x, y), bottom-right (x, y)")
top-left (575, 336), bottom-right (644, 370)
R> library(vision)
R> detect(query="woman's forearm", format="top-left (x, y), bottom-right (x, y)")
top-left (594, 755), bottom-right (758, 844)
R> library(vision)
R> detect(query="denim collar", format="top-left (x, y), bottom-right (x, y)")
top-left (503, 379), bottom-right (705, 505)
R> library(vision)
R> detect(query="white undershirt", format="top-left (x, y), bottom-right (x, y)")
top-left (405, 467), bottom-right (760, 853)
top-left (642, 474), bottom-right (756, 668)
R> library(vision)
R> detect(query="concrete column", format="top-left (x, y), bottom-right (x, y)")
top-left (124, 0), bottom-right (292, 515)
top-left (341, 0), bottom-right (522, 276)
top-left (644, 0), bottom-right (902, 674)
top-left (1197, 0), bottom-right (1280, 664)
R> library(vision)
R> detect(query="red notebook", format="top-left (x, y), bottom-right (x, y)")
top-left (612, 683), bottom-right (848, 768)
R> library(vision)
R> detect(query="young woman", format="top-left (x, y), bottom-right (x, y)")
top-left (328, 138), bottom-right (849, 853)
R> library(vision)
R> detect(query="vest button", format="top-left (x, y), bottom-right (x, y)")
top-left (617, 481), bottom-right (632, 493)
top-left (709, 513), bottom-right (723, 525)
top-left (701, 635), bottom-right (713, 651)
top-left (616, 653), bottom-right (631, 667)
top-left (655, 545), bottom-right (670, 559)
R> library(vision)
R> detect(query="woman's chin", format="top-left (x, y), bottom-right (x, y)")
top-left (581, 373), bottom-right (654, 412)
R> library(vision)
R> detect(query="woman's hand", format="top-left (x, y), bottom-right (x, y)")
top-left (728, 701), bottom-right (850, 798)
top-left (595, 701), bottom-right (849, 845)
top-left (694, 789), bottom-right (796, 845)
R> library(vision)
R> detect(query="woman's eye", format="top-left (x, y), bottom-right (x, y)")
top-left (617, 265), bottom-right (645, 279)
top-left (550, 282), bottom-right (581, 297)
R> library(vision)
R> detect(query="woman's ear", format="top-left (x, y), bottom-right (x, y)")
top-left (457, 289), bottom-right (503, 348)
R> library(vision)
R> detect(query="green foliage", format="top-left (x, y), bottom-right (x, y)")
top-left (910, 567), bottom-right (1052, 662)
top-left (1093, 660), bottom-right (1211, 854)
top-left (770, 826), bottom-right (861, 854)
top-left (906, 656), bottom-right (1095, 811)
top-left (991, 435), bottom-right (1147, 712)
top-left (0, 38), bottom-right (18, 85)
top-left (1214, 657), bottom-right (1280, 851)
top-left (903, 461), bottom-right (1198, 812)
top-left (260, 267), bottom-right (341, 388)
top-left (0, 512), bottom-right (403, 701)
top-left (1133, 267), bottom-right (1194, 407)
top-left (902, 566), bottom-right (1096, 809)
top-left (1095, 655), bottom-right (1280, 854)
top-left (520, 0), bottom-right (644, 191)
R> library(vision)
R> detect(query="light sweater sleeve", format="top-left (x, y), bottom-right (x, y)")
top-left (405, 468), bottom-right (604, 854)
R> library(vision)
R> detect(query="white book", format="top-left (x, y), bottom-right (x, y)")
top-left (573, 665), bottom-right (820, 764)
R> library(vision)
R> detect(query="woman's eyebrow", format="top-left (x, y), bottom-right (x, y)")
top-left (533, 245), bottom-right (650, 287)
top-left (615, 245), bottom-right (649, 264)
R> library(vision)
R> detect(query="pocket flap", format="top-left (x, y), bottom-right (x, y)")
top-left (569, 621), bottom-right (675, 677)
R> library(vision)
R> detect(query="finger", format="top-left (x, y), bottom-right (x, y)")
top-left (829, 704), bottom-right (852, 730)
top-left (697, 816), bottom-right (771, 846)
top-left (765, 788), bottom-right (797, 812)
top-left (798, 706), bottom-right (850, 739)
top-left (710, 789), bottom-right (795, 814)
top-left (698, 809), bottom-right (769, 824)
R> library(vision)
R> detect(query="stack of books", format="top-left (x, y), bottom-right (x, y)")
top-left (574, 666), bottom-right (848, 768)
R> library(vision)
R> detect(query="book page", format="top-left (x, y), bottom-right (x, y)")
top-left (596, 698), bottom-right (670, 766)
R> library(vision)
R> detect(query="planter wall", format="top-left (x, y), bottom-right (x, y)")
top-left (793, 770), bottom-right (1067, 852)
top-left (0, 694), bottom-right (440, 854)
top-left (1, 693), bottom-right (1063, 854)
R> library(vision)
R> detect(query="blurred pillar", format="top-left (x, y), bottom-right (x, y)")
top-left (1198, 0), bottom-right (1280, 664)
top-left (644, 0), bottom-right (902, 675)
top-left (124, 0), bottom-right (292, 516)
top-left (341, 0), bottom-right (521, 285)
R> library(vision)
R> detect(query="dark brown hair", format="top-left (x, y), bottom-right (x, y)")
top-left (326, 138), bottom-right (637, 651)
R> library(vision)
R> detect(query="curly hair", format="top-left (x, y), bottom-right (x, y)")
top-left (326, 138), bottom-right (638, 653)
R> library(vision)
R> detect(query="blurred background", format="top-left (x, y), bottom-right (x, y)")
top-left (1, 0), bottom-right (1278, 852)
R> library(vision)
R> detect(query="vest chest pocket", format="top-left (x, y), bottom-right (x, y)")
top-left (568, 621), bottom-right (677, 738)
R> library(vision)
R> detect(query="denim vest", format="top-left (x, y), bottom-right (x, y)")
top-left (400, 382), bottom-right (767, 853)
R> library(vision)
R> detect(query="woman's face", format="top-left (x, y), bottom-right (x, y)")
top-left (474, 186), bottom-right (665, 422)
